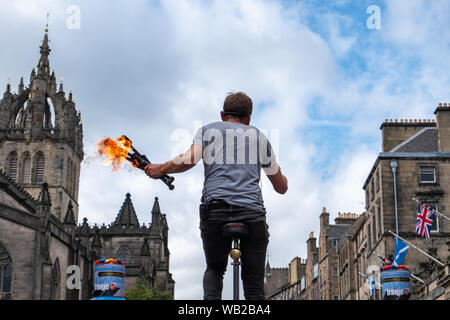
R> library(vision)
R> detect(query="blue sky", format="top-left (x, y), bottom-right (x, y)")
top-left (1, 0), bottom-right (449, 299)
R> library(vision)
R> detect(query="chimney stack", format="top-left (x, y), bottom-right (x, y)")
top-left (434, 103), bottom-right (450, 152)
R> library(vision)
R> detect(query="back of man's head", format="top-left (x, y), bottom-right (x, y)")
top-left (223, 92), bottom-right (253, 118)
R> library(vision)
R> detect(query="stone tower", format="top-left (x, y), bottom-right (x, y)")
top-left (0, 29), bottom-right (83, 222)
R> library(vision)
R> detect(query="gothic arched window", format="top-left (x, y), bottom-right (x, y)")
top-left (7, 152), bottom-right (18, 182)
top-left (117, 246), bottom-right (131, 264)
top-left (21, 152), bottom-right (31, 184)
top-left (0, 245), bottom-right (12, 300)
top-left (34, 153), bottom-right (45, 185)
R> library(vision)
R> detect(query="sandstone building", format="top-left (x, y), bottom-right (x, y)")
top-left (266, 104), bottom-right (450, 300)
top-left (361, 107), bottom-right (450, 299)
top-left (0, 30), bottom-right (174, 300)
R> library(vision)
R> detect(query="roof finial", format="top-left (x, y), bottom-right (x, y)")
top-left (45, 12), bottom-right (49, 33)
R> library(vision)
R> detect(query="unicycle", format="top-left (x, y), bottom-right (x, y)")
top-left (222, 222), bottom-right (249, 300)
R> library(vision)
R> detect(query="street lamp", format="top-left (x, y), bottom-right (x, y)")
top-left (390, 160), bottom-right (399, 235)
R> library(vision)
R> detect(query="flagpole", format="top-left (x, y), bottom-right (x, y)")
top-left (409, 273), bottom-right (425, 284)
top-left (412, 198), bottom-right (450, 221)
top-left (389, 230), bottom-right (445, 267)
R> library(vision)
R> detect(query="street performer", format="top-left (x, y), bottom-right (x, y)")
top-left (145, 92), bottom-right (288, 300)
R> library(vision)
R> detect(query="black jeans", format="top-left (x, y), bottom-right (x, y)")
top-left (200, 207), bottom-right (269, 300)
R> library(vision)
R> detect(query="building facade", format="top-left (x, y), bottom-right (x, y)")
top-left (0, 30), bottom-right (174, 300)
top-left (361, 107), bottom-right (450, 299)
top-left (266, 104), bottom-right (450, 300)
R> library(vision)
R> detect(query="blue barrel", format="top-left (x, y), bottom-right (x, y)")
top-left (381, 268), bottom-right (412, 300)
top-left (92, 263), bottom-right (125, 300)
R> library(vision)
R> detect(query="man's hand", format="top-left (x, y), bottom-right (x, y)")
top-left (144, 164), bottom-right (164, 179)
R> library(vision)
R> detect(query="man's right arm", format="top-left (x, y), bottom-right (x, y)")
top-left (265, 165), bottom-right (288, 194)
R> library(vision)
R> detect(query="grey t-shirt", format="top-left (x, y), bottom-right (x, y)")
top-left (193, 121), bottom-right (278, 214)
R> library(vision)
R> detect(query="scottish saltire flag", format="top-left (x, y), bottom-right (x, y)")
top-left (393, 238), bottom-right (409, 266)
top-left (416, 203), bottom-right (435, 239)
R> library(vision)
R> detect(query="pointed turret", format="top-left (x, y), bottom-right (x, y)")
top-left (114, 193), bottom-right (140, 228)
top-left (265, 260), bottom-right (271, 278)
top-left (58, 77), bottom-right (64, 93)
top-left (36, 182), bottom-right (51, 218)
top-left (151, 197), bottom-right (162, 234)
top-left (63, 201), bottom-right (75, 225)
top-left (3, 78), bottom-right (12, 99)
top-left (37, 182), bottom-right (51, 206)
top-left (78, 217), bottom-right (90, 236)
top-left (6, 78), bottom-right (11, 93)
top-left (18, 76), bottom-right (24, 94)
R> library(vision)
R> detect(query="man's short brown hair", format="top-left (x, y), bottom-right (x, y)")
top-left (223, 92), bottom-right (253, 118)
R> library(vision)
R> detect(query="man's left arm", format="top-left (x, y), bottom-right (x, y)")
top-left (144, 144), bottom-right (203, 178)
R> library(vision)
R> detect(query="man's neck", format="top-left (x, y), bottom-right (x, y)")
top-left (224, 117), bottom-right (250, 125)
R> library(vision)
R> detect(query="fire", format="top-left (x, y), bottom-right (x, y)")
top-left (97, 136), bottom-right (138, 171)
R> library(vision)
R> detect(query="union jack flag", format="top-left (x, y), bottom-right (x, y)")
top-left (416, 203), bottom-right (435, 239)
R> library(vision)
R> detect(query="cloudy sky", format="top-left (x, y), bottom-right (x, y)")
top-left (1, 0), bottom-right (449, 299)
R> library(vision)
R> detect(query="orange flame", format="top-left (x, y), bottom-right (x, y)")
top-left (97, 136), bottom-right (137, 171)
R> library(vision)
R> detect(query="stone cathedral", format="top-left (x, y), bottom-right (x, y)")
top-left (0, 30), bottom-right (174, 300)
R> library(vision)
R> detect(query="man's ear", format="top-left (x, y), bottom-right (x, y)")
top-left (220, 111), bottom-right (226, 121)
top-left (242, 115), bottom-right (251, 125)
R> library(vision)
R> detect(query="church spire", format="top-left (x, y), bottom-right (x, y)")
top-left (37, 28), bottom-right (51, 76)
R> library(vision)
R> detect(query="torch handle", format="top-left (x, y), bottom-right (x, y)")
top-left (140, 155), bottom-right (175, 191)
top-left (122, 137), bottom-right (175, 190)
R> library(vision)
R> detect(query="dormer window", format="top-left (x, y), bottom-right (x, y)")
top-left (420, 166), bottom-right (436, 183)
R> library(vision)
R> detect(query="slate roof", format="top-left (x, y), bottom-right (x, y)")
top-left (328, 224), bottom-right (352, 239)
top-left (390, 128), bottom-right (438, 153)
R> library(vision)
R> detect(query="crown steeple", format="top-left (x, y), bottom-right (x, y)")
top-left (0, 26), bottom-right (84, 223)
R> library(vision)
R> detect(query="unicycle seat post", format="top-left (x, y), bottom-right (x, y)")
top-left (222, 223), bottom-right (249, 300)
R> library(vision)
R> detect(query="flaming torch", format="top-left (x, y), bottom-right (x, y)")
top-left (97, 135), bottom-right (175, 190)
